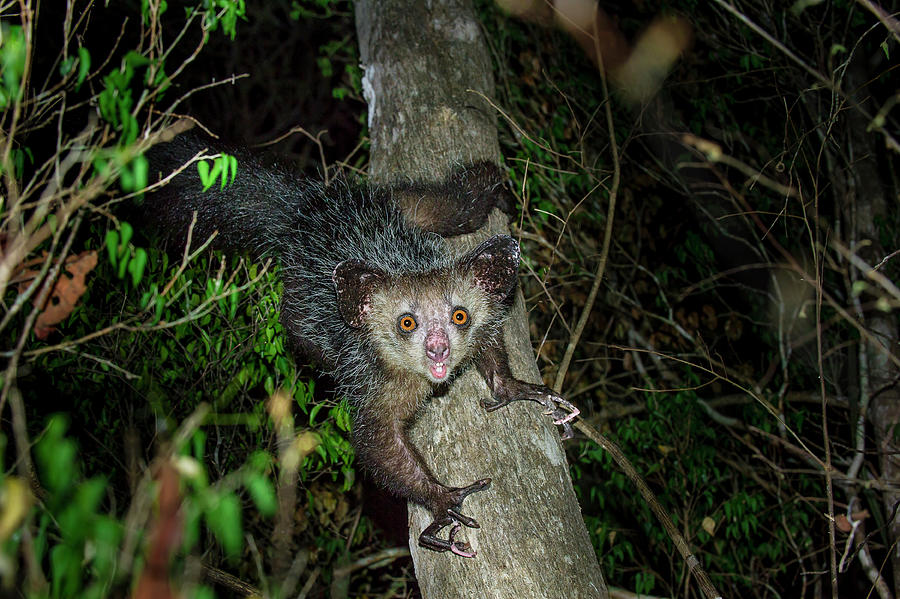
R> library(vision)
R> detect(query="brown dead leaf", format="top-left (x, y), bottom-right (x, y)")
top-left (836, 510), bottom-right (870, 533)
top-left (16, 250), bottom-right (97, 339)
top-left (835, 514), bottom-right (852, 533)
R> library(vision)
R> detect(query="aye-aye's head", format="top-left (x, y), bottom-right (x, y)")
top-left (333, 235), bottom-right (519, 383)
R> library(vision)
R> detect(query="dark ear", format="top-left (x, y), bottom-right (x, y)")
top-left (333, 260), bottom-right (386, 328)
top-left (460, 235), bottom-right (520, 300)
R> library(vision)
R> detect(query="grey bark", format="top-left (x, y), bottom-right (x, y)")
top-left (842, 63), bottom-right (900, 595)
top-left (355, 1), bottom-right (607, 597)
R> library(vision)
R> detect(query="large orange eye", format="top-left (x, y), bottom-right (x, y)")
top-left (398, 314), bottom-right (417, 333)
top-left (451, 308), bottom-right (469, 327)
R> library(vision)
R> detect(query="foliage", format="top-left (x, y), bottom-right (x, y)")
top-left (575, 393), bottom-right (816, 594)
top-left (20, 414), bottom-right (276, 599)
top-left (5, 0), bottom-right (898, 597)
top-left (482, 0), bottom-right (898, 596)
top-left (0, 1), bottom-right (375, 597)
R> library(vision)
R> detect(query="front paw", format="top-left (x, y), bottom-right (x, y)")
top-left (482, 381), bottom-right (580, 439)
top-left (419, 478), bottom-right (491, 558)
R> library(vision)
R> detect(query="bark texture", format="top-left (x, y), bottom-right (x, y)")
top-left (355, 1), bottom-right (607, 597)
top-left (843, 65), bottom-right (900, 595)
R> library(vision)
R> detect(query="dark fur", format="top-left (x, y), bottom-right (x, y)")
top-left (143, 134), bottom-right (574, 556)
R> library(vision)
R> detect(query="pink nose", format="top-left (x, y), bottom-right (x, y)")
top-left (426, 341), bottom-right (449, 362)
top-left (425, 328), bottom-right (450, 362)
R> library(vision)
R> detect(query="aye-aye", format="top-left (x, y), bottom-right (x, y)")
top-left (144, 133), bottom-right (578, 557)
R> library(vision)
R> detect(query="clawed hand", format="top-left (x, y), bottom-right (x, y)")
top-left (418, 478), bottom-right (491, 558)
top-left (481, 381), bottom-right (580, 439)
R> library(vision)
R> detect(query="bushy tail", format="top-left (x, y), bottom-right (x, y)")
top-left (141, 132), bottom-right (515, 258)
top-left (142, 133), bottom-right (307, 257)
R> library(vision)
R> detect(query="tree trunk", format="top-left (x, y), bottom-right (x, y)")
top-left (842, 62), bottom-right (900, 595)
top-left (355, 1), bottom-right (607, 597)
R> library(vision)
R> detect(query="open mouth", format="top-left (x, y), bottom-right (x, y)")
top-left (429, 361), bottom-right (448, 380)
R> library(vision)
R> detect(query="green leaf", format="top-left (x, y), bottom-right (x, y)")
top-left (228, 288), bottom-right (239, 319)
top-left (90, 516), bottom-right (122, 583)
top-left (122, 112), bottom-right (139, 145)
top-left (73, 477), bottom-right (107, 518)
top-left (245, 474), bottom-right (277, 517)
top-left (309, 402), bottom-right (323, 425)
top-left (275, 356), bottom-right (290, 377)
top-left (60, 56), bottom-right (76, 77)
top-left (104, 231), bottom-right (119, 268)
top-left (332, 401), bottom-right (351, 432)
top-left (76, 47), bottom-right (91, 90)
top-left (117, 251), bottom-right (129, 279)
top-left (11, 146), bottom-right (31, 179)
top-left (205, 493), bottom-right (242, 558)
top-left (0, 24), bottom-right (26, 109)
top-left (129, 248), bottom-right (148, 287)
top-left (190, 586), bottom-right (216, 599)
top-left (152, 296), bottom-right (165, 325)
top-left (227, 154), bottom-right (238, 184)
top-left (35, 417), bottom-right (78, 496)
top-left (209, 158), bottom-right (223, 189)
top-left (50, 543), bottom-right (81, 599)
top-left (132, 155), bottom-right (148, 190)
top-left (192, 429), bottom-right (207, 460)
top-left (119, 222), bottom-right (133, 253)
top-left (152, 64), bottom-right (171, 93)
top-left (123, 50), bottom-right (151, 70)
top-left (183, 505), bottom-right (201, 552)
top-left (197, 160), bottom-right (212, 191)
top-left (98, 88), bottom-right (115, 125)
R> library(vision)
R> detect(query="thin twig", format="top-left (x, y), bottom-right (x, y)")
top-left (710, 0), bottom-right (899, 153)
top-left (552, 20), bottom-right (619, 393)
top-left (813, 180), bottom-right (840, 599)
top-left (16, 258), bottom-right (270, 360)
top-left (1, 213), bottom-right (84, 415)
top-left (202, 564), bottom-right (261, 597)
top-left (833, 240), bottom-right (900, 304)
top-left (854, 0), bottom-right (900, 43)
top-left (576, 419), bottom-right (723, 599)
top-left (296, 566), bottom-right (320, 599)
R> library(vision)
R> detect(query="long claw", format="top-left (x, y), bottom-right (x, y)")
top-left (458, 477), bottom-right (491, 498)
top-left (450, 542), bottom-right (476, 557)
top-left (534, 390), bottom-right (580, 427)
top-left (552, 402), bottom-right (580, 425)
top-left (448, 507), bottom-right (480, 528)
top-left (448, 523), bottom-right (476, 557)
